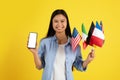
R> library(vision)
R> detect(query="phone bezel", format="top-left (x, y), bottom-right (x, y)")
top-left (27, 32), bottom-right (38, 49)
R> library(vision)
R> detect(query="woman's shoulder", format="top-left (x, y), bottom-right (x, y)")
top-left (40, 36), bottom-right (54, 43)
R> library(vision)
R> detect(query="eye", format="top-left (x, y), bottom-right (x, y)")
top-left (54, 20), bottom-right (58, 23)
top-left (61, 20), bottom-right (65, 23)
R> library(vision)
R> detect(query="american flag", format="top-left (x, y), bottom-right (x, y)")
top-left (71, 28), bottom-right (82, 52)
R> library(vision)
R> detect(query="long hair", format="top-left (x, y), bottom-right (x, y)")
top-left (46, 9), bottom-right (74, 71)
top-left (46, 9), bottom-right (71, 38)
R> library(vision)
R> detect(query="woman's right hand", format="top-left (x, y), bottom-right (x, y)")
top-left (28, 48), bottom-right (38, 54)
top-left (27, 39), bottom-right (38, 54)
top-left (27, 42), bottom-right (42, 70)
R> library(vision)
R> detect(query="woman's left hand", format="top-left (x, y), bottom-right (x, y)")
top-left (82, 48), bottom-right (95, 68)
top-left (86, 48), bottom-right (95, 63)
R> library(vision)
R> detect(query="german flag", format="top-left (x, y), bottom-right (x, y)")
top-left (83, 21), bottom-right (95, 49)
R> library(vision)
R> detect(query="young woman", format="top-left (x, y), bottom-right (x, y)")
top-left (28, 9), bottom-right (94, 80)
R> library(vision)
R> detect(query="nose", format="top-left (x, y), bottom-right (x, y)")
top-left (57, 22), bottom-right (62, 27)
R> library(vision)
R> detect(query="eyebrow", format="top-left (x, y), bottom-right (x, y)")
top-left (53, 18), bottom-right (66, 21)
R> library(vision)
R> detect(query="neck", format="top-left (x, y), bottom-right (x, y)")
top-left (55, 32), bottom-right (68, 44)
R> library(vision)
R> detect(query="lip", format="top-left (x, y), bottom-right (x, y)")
top-left (56, 26), bottom-right (64, 30)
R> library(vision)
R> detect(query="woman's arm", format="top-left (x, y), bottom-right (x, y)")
top-left (29, 48), bottom-right (42, 70)
top-left (82, 49), bottom-right (95, 68)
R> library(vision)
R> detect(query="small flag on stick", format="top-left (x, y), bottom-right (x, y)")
top-left (86, 21), bottom-right (95, 46)
top-left (90, 21), bottom-right (105, 47)
top-left (81, 23), bottom-right (88, 49)
top-left (71, 27), bottom-right (82, 52)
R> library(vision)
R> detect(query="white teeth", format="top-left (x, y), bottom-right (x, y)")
top-left (56, 27), bottom-right (63, 30)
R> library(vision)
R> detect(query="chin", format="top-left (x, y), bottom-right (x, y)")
top-left (56, 30), bottom-right (64, 33)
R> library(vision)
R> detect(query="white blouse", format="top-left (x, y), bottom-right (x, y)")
top-left (51, 44), bottom-right (66, 80)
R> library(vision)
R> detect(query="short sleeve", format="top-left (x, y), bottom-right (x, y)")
top-left (38, 39), bottom-right (45, 68)
top-left (73, 45), bottom-right (87, 71)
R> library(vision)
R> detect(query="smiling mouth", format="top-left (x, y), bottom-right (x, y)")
top-left (56, 27), bottom-right (64, 30)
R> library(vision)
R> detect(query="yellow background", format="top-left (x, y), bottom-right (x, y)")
top-left (0, 0), bottom-right (120, 80)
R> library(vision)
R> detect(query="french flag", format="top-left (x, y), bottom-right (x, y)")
top-left (90, 21), bottom-right (105, 47)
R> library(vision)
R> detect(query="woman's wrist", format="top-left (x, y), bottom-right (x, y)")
top-left (82, 59), bottom-right (90, 68)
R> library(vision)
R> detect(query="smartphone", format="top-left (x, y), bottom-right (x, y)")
top-left (27, 32), bottom-right (37, 48)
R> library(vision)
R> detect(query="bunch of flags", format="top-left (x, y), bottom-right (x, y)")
top-left (71, 21), bottom-right (105, 52)
top-left (82, 21), bottom-right (105, 49)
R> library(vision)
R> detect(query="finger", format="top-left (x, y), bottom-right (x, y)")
top-left (91, 51), bottom-right (95, 58)
top-left (91, 47), bottom-right (95, 52)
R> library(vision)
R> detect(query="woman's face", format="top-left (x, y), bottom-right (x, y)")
top-left (52, 14), bottom-right (67, 33)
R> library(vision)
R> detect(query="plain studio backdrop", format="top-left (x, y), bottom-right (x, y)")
top-left (0, 0), bottom-right (120, 80)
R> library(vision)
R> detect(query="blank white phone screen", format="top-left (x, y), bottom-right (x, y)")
top-left (28, 32), bottom-right (37, 48)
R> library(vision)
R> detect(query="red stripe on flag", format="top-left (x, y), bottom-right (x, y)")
top-left (90, 35), bottom-right (104, 47)
top-left (71, 34), bottom-right (81, 51)
top-left (83, 41), bottom-right (88, 49)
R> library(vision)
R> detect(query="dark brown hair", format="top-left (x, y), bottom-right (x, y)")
top-left (46, 9), bottom-right (71, 37)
